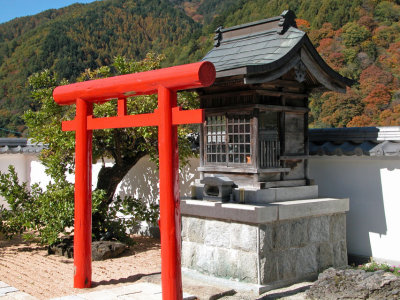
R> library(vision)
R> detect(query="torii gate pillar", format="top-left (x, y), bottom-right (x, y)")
top-left (53, 62), bottom-right (216, 300)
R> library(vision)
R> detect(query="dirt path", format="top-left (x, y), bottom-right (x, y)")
top-left (0, 236), bottom-right (161, 299)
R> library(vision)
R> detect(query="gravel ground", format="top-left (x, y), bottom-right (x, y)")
top-left (0, 235), bottom-right (312, 300)
top-left (0, 235), bottom-right (161, 299)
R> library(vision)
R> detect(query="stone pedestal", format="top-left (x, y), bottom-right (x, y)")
top-left (181, 198), bottom-right (349, 293)
top-left (191, 182), bottom-right (319, 203)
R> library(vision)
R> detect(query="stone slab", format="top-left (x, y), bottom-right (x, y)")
top-left (181, 200), bottom-right (221, 219)
top-left (181, 198), bottom-right (349, 224)
top-left (252, 185), bottom-right (318, 203)
top-left (220, 203), bottom-right (278, 223)
top-left (181, 200), bottom-right (278, 224)
top-left (274, 198), bottom-right (349, 220)
top-left (0, 282), bottom-right (35, 300)
top-left (182, 268), bottom-right (315, 296)
top-left (0, 286), bottom-right (18, 296)
top-left (182, 268), bottom-right (264, 294)
top-left (0, 292), bottom-right (37, 300)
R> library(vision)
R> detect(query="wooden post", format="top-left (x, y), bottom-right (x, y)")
top-left (73, 98), bottom-right (93, 288)
top-left (158, 86), bottom-right (182, 299)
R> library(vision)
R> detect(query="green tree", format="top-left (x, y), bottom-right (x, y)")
top-left (374, 1), bottom-right (400, 24)
top-left (0, 53), bottom-right (198, 244)
top-left (341, 22), bottom-right (371, 48)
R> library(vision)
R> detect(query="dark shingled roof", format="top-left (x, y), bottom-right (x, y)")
top-left (204, 25), bottom-right (304, 72)
top-left (309, 127), bottom-right (400, 157)
top-left (0, 138), bottom-right (45, 154)
top-left (202, 10), bottom-right (353, 93)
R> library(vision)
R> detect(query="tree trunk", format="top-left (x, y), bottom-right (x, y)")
top-left (92, 149), bottom-right (147, 240)
top-left (95, 152), bottom-right (146, 204)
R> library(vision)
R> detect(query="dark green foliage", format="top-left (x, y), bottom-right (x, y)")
top-left (0, 0), bottom-right (200, 136)
top-left (374, 1), bottom-right (400, 24)
top-left (39, 23), bottom-right (86, 80)
top-left (0, 165), bottom-right (76, 244)
top-left (211, 0), bottom-right (363, 30)
top-left (0, 165), bottom-right (156, 245)
top-left (95, 195), bottom-right (159, 244)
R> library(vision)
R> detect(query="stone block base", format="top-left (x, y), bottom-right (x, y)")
top-left (181, 198), bottom-right (349, 292)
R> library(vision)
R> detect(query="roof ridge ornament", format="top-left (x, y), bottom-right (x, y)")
top-left (277, 10), bottom-right (297, 34)
top-left (214, 26), bottom-right (223, 47)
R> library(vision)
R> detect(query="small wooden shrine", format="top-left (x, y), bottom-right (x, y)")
top-left (194, 10), bottom-right (352, 198)
top-left (181, 11), bottom-right (351, 292)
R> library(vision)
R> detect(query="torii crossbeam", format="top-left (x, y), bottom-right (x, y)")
top-left (53, 61), bottom-right (216, 300)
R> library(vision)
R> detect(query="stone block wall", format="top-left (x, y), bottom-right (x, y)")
top-left (181, 213), bottom-right (347, 286)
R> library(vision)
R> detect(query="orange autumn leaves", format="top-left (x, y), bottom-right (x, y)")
top-left (306, 3), bottom-right (400, 128)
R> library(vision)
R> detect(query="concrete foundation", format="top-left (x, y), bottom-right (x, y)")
top-left (181, 198), bottom-right (349, 293)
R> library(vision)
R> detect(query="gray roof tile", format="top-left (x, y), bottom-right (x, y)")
top-left (0, 138), bottom-right (46, 154)
top-left (203, 27), bottom-right (305, 72)
top-left (203, 10), bottom-right (353, 91)
top-left (309, 127), bottom-right (400, 157)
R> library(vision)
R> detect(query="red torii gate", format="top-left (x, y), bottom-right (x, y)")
top-left (53, 61), bottom-right (216, 299)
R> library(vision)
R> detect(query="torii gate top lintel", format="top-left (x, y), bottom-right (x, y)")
top-left (53, 61), bottom-right (215, 105)
top-left (52, 61), bottom-right (216, 300)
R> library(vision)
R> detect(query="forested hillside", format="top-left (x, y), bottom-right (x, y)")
top-left (0, 0), bottom-right (202, 135)
top-left (0, 0), bottom-right (399, 136)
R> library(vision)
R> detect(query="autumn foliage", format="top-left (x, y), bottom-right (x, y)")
top-left (0, 0), bottom-right (399, 133)
top-left (296, 18), bottom-right (311, 32)
top-left (309, 1), bottom-right (400, 128)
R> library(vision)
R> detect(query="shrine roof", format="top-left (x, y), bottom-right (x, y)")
top-left (309, 127), bottom-right (400, 157)
top-left (202, 10), bottom-right (353, 93)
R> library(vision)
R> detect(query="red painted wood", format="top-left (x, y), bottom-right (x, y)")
top-left (117, 98), bottom-right (127, 116)
top-left (53, 61), bottom-right (215, 105)
top-left (87, 113), bottom-right (158, 130)
top-left (54, 62), bottom-right (216, 297)
top-left (62, 113), bottom-right (159, 131)
top-left (62, 108), bottom-right (204, 131)
top-left (73, 98), bottom-right (93, 288)
top-left (158, 86), bottom-right (182, 300)
top-left (172, 107), bottom-right (204, 125)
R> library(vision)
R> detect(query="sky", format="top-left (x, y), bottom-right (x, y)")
top-left (0, 0), bottom-right (99, 24)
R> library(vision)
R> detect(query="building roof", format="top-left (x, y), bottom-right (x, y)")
top-left (309, 127), bottom-right (400, 157)
top-left (3, 127), bottom-right (399, 157)
top-left (202, 10), bottom-right (353, 93)
top-left (0, 138), bottom-right (45, 154)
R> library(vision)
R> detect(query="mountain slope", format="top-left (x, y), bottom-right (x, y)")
top-left (0, 0), bottom-right (201, 135)
top-left (0, 0), bottom-right (399, 135)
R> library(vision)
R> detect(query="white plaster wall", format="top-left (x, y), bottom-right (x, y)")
top-left (0, 154), bottom-right (38, 208)
top-left (114, 155), bottom-right (199, 204)
top-left (309, 156), bottom-right (400, 265)
top-left (0, 154), bottom-right (30, 183)
top-left (0, 152), bottom-right (199, 208)
top-left (3, 151), bottom-right (399, 264)
top-left (30, 158), bottom-right (51, 189)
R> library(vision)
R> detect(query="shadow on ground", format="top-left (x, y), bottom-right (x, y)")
top-left (118, 235), bottom-right (160, 258)
top-left (259, 284), bottom-right (311, 300)
top-left (0, 236), bottom-right (47, 254)
top-left (92, 272), bottom-right (161, 287)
